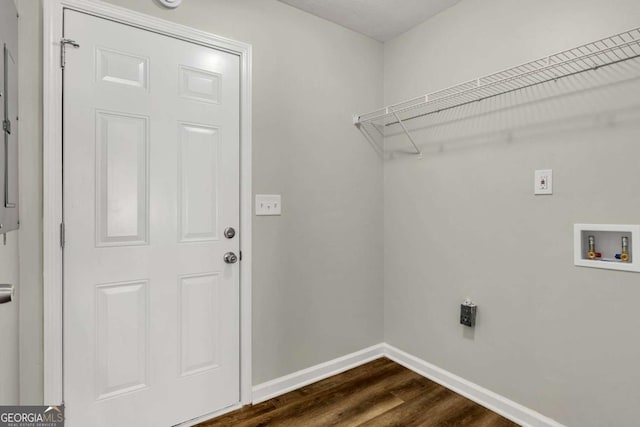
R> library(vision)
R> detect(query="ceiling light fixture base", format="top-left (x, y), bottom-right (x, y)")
top-left (156, 0), bottom-right (182, 9)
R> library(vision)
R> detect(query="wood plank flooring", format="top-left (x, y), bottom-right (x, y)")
top-left (198, 358), bottom-right (520, 427)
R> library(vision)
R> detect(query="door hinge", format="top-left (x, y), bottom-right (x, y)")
top-left (60, 223), bottom-right (65, 248)
top-left (60, 38), bottom-right (80, 69)
top-left (239, 251), bottom-right (243, 261)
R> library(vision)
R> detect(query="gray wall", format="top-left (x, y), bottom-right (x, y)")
top-left (15, 0), bottom-right (640, 424)
top-left (0, 0), bottom-right (20, 405)
top-left (0, 232), bottom-right (19, 405)
top-left (383, 0), bottom-right (640, 426)
top-left (15, 0), bottom-right (384, 395)
top-left (16, 0), bottom-right (44, 404)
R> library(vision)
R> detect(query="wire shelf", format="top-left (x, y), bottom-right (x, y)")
top-left (354, 27), bottom-right (640, 155)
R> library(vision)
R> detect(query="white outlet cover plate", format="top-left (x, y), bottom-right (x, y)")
top-left (255, 194), bottom-right (282, 216)
top-left (534, 169), bottom-right (553, 195)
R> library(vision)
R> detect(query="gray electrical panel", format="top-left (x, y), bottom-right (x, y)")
top-left (0, 0), bottom-right (19, 234)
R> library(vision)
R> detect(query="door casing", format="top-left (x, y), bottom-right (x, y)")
top-left (43, 0), bottom-right (253, 413)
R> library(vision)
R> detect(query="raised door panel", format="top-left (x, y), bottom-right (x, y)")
top-left (178, 123), bottom-right (219, 242)
top-left (179, 273), bottom-right (220, 376)
top-left (95, 280), bottom-right (149, 400)
top-left (179, 65), bottom-right (221, 104)
top-left (96, 47), bottom-right (149, 90)
top-left (95, 111), bottom-right (149, 246)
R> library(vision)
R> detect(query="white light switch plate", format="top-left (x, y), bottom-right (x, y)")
top-left (255, 194), bottom-right (282, 216)
top-left (534, 169), bottom-right (553, 195)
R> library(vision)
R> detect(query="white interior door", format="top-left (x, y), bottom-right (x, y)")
top-left (63, 10), bottom-right (240, 426)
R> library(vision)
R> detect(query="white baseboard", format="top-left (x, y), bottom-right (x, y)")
top-left (383, 344), bottom-right (565, 427)
top-left (251, 343), bottom-right (563, 427)
top-left (252, 343), bottom-right (385, 404)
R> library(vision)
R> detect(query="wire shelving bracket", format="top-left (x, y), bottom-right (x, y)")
top-left (353, 26), bottom-right (640, 157)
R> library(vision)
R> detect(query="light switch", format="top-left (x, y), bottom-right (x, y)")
top-left (255, 194), bottom-right (282, 216)
top-left (534, 169), bottom-right (553, 195)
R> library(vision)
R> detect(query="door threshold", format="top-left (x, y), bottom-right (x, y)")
top-left (173, 402), bottom-right (242, 427)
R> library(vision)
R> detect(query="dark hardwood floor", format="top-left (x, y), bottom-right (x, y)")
top-left (198, 357), bottom-right (519, 427)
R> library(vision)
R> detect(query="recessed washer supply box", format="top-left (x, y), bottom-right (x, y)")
top-left (574, 224), bottom-right (640, 272)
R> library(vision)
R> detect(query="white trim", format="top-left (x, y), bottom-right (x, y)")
top-left (42, 0), bottom-right (64, 404)
top-left (43, 0), bottom-right (253, 407)
top-left (383, 344), bottom-right (565, 427)
top-left (252, 344), bottom-right (386, 404)
top-left (249, 343), bottom-right (563, 427)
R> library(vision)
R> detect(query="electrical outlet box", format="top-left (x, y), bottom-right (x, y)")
top-left (460, 300), bottom-right (477, 327)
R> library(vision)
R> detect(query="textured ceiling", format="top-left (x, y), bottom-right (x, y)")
top-left (278, 0), bottom-right (461, 42)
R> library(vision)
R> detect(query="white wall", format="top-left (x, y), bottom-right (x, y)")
top-left (16, 0), bottom-right (384, 392)
top-left (383, 0), bottom-right (640, 426)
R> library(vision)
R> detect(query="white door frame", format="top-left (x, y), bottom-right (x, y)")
top-left (42, 0), bottom-right (253, 408)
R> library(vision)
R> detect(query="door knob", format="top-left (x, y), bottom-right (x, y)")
top-left (224, 227), bottom-right (236, 239)
top-left (224, 252), bottom-right (238, 264)
top-left (0, 284), bottom-right (14, 304)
